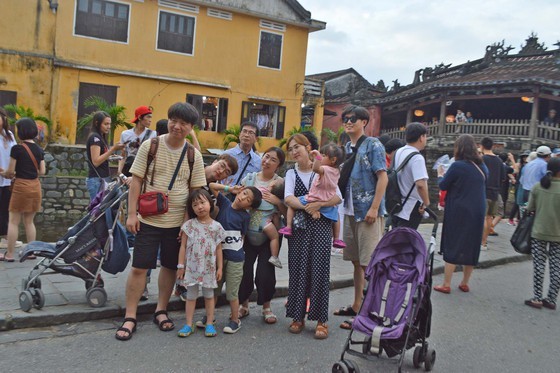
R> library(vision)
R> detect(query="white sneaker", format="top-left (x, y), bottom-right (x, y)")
top-left (0, 238), bottom-right (23, 249)
top-left (268, 256), bottom-right (282, 269)
top-left (481, 244), bottom-right (488, 251)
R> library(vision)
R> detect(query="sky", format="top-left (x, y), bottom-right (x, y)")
top-left (298, 0), bottom-right (560, 86)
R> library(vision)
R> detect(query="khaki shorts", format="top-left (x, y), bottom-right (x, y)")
top-left (214, 259), bottom-right (244, 301)
top-left (343, 215), bottom-right (385, 267)
top-left (486, 198), bottom-right (499, 216)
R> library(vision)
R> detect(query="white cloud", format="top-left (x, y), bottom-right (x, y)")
top-left (299, 0), bottom-right (560, 85)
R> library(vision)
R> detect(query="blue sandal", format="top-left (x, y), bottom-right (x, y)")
top-left (178, 324), bottom-right (194, 338)
top-left (205, 324), bottom-right (217, 337)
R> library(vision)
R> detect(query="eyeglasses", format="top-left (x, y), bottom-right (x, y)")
top-left (217, 161), bottom-right (232, 177)
top-left (342, 116), bottom-right (359, 124)
top-left (241, 129), bottom-right (257, 136)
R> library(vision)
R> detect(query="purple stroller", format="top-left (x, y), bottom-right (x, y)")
top-left (333, 210), bottom-right (438, 373)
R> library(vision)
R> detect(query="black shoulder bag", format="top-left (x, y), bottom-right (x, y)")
top-left (338, 135), bottom-right (367, 195)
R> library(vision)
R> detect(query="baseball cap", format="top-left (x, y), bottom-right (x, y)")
top-left (520, 150), bottom-right (531, 157)
top-left (131, 106), bottom-right (152, 123)
top-left (536, 145), bottom-right (552, 156)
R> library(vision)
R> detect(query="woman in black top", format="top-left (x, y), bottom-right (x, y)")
top-left (86, 111), bottom-right (125, 201)
top-left (0, 118), bottom-right (45, 262)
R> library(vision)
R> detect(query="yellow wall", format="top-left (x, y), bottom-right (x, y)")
top-left (1, 0), bottom-right (316, 151)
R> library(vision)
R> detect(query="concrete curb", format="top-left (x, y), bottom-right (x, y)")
top-left (0, 253), bottom-right (531, 331)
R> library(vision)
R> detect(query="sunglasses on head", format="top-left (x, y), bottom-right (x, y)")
top-left (342, 116), bottom-right (359, 124)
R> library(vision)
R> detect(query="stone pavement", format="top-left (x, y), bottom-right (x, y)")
top-left (0, 221), bottom-right (528, 331)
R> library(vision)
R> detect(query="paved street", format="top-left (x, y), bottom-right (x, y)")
top-left (1, 260), bottom-right (557, 372)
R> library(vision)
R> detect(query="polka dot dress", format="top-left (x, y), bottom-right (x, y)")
top-left (286, 170), bottom-right (332, 323)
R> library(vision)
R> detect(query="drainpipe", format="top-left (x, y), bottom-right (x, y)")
top-left (529, 86), bottom-right (540, 142)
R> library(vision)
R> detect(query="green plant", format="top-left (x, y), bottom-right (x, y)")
top-left (278, 126), bottom-right (317, 149)
top-left (222, 124), bottom-right (263, 150)
top-left (77, 96), bottom-right (129, 144)
top-left (321, 126), bottom-right (345, 144)
top-left (3, 104), bottom-right (53, 143)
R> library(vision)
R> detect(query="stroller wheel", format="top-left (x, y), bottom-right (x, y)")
top-left (332, 361), bottom-right (350, 373)
top-left (86, 287), bottom-right (107, 308)
top-left (345, 359), bottom-right (360, 373)
top-left (424, 349), bottom-right (436, 371)
top-left (413, 346), bottom-right (423, 368)
top-left (31, 288), bottom-right (45, 309)
top-left (19, 290), bottom-right (33, 312)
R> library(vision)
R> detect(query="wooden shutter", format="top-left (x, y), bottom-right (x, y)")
top-left (240, 101), bottom-right (251, 124)
top-left (217, 98), bottom-right (228, 133)
top-left (0, 90), bottom-right (17, 109)
top-left (76, 83), bottom-right (117, 144)
top-left (275, 106), bottom-right (286, 139)
top-left (186, 94), bottom-right (203, 128)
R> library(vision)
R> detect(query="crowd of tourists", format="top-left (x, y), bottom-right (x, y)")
top-left (1, 102), bottom-right (559, 342)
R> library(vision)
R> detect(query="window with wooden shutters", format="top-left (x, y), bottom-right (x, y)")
top-left (157, 11), bottom-right (196, 55)
top-left (240, 102), bottom-right (285, 138)
top-left (186, 94), bottom-right (227, 132)
top-left (74, 0), bottom-right (129, 42)
top-left (0, 90), bottom-right (17, 109)
top-left (258, 30), bottom-right (283, 70)
top-left (76, 83), bottom-right (117, 144)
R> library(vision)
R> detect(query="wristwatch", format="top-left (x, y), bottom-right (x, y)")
top-left (177, 264), bottom-right (185, 269)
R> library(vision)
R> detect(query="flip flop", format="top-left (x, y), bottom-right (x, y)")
top-left (339, 319), bottom-right (353, 330)
top-left (333, 305), bottom-right (357, 316)
top-left (0, 253), bottom-right (15, 262)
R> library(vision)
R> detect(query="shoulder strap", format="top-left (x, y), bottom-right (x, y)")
top-left (186, 143), bottom-right (195, 187)
top-left (395, 151), bottom-right (420, 172)
top-left (142, 137), bottom-right (159, 193)
top-left (21, 142), bottom-right (39, 171)
top-left (167, 142), bottom-right (191, 193)
top-left (235, 153), bottom-right (252, 185)
top-left (141, 129), bottom-right (152, 143)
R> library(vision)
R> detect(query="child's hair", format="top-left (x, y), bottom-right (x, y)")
top-left (187, 189), bottom-right (214, 218)
top-left (321, 143), bottom-right (345, 168)
top-left (270, 179), bottom-right (285, 199)
top-left (540, 157), bottom-right (560, 189)
top-left (244, 186), bottom-right (263, 209)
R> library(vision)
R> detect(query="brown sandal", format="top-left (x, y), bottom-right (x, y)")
top-left (314, 322), bottom-right (328, 339)
top-left (288, 320), bottom-right (305, 334)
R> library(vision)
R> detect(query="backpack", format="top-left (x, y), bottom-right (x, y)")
top-left (385, 150), bottom-right (420, 215)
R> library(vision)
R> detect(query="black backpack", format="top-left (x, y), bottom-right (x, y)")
top-left (385, 150), bottom-right (420, 215)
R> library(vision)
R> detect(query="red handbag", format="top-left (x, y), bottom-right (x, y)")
top-left (137, 138), bottom-right (194, 217)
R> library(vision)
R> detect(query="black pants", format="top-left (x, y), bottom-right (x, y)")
top-left (0, 186), bottom-right (11, 236)
top-left (392, 201), bottom-right (423, 230)
top-left (238, 236), bottom-right (277, 306)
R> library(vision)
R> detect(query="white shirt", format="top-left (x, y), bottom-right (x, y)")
top-left (394, 145), bottom-right (428, 220)
top-left (119, 127), bottom-right (157, 158)
top-left (0, 131), bottom-right (17, 187)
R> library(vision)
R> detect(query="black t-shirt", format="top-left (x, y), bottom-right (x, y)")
top-left (10, 142), bottom-right (44, 179)
top-left (86, 133), bottom-right (110, 178)
top-left (483, 154), bottom-right (506, 201)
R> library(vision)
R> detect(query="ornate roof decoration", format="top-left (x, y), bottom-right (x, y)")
top-left (519, 32), bottom-right (547, 55)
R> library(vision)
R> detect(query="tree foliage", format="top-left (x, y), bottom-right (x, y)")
top-left (3, 104), bottom-right (53, 144)
top-left (77, 96), bottom-right (130, 144)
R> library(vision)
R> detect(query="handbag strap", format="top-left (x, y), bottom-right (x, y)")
top-left (21, 142), bottom-right (39, 171)
top-left (167, 142), bottom-right (190, 194)
top-left (142, 137), bottom-right (160, 193)
top-left (235, 153), bottom-right (252, 185)
top-left (471, 161), bottom-right (486, 180)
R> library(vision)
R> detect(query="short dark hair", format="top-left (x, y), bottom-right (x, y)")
top-left (385, 138), bottom-right (405, 154)
top-left (244, 186), bottom-right (262, 209)
top-left (498, 152), bottom-right (508, 162)
top-left (301, 131), bottom-right (319, 151)
top-left (186, 189), bottom-right (214, 219)
top-left (240, 121), bottom-right (259, 135)
top-left (216, 154), bottom-right (239, 175)
top-left (264, 146), bottom-right (286, 167)
top-left (405, 122), bottom-right (427, 143)
top-left (168, 102), bottom-right (199, 125)
top-left (481, 137), bottom-right (493, 150)
top-left (378, 134), bottom-right (391, 146)
top-left (341, 105), bottom-right (370, 124)
top-left (16, 117), bottom-right (39, 140)
top-left (541, 157), bottom-right (560, 189)
top-left (156, 119), bottom-right (169, 135)
top-left (320, 143), bottom-right (345, 167)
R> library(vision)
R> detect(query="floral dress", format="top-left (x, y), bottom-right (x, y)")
top-left (181, 218), bottom-right (226, 288)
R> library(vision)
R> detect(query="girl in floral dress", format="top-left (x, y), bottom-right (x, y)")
top-left (176, 189), bottom-right (225, 338)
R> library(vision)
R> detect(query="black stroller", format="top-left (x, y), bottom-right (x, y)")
top-left (333, 209), bottom-right (438, 373)
top-left (18, 176), bottom-right (130, 312)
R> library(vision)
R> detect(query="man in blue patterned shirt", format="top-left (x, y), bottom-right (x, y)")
top-left (333, 105), bottom-right (388, 324)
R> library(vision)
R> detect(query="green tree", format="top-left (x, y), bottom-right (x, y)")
top-left (77, 96), bottom-right (129, 144)
top-left (3, 104), bottom-right (53, 144)
top-left (321, 126), bottom-right (345, 144)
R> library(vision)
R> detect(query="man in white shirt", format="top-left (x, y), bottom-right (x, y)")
top-left (392, 122), bottom-right (430, 230)
top-left (118, 106), bottom-right (157, 175)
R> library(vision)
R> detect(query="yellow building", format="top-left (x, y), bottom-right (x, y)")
top-left (0, 0), bottom-right (325, 150)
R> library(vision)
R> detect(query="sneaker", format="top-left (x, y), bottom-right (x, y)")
top-left (333, 239), bottom-right (346, 248)
top-left (507, 219), bottom-right (517, 226)
top-left (0, 238), bottom-right (23, 249)
top-left (195, 315), bottom-right (216, 329)
top-left (278, 227), bottom-right (292, 236)
top-left (481, 244), bottom-right (488, 251)
top-left (140, 286), bottom-right (149, 301)
top-left (175, 284), bottom-right (188, 300)
top-left (268, 256), bottom-right (282, 268)
top-left (223, 319), bottom-right (241, 334)
top-left (177, 324), bottom-right (194, 338)
top-left (205, 324), bottom-right (217, 337)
